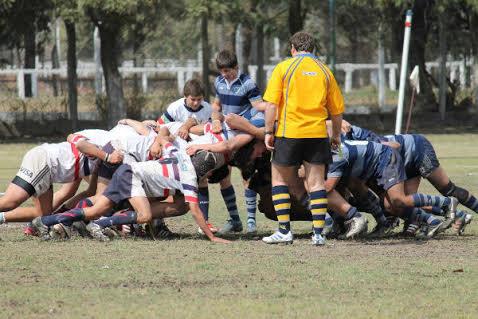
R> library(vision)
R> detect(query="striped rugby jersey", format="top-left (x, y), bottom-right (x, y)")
top-left (158, 98), bottom-right (212, 124)
top-left (214, 73), bottom-right (262, 117)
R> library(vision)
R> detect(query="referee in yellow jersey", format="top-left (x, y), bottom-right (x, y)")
top-left (262, 31), bottom-right (344, 245)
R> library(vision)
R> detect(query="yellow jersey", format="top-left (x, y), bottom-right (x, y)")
top-left (263, 53), bottom-right (344, 138)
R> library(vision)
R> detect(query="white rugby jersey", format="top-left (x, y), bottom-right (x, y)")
top-left (71, 129), bottom-right (112, 148)
top-left (41, 142), bottom-right (100, 183)
top-left (131, 142), bottom-right (198, 203)
top-left (157, 98), bottom-right (212, 124)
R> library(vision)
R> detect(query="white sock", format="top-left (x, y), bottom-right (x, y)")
top-left (0, 212), bottom-right (5, 224)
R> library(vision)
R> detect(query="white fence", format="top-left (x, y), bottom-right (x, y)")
top-left (0, 59), bottom-right (472, 99)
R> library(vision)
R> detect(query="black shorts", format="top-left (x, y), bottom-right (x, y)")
top-left (272, 137), bottom-right (332, 166)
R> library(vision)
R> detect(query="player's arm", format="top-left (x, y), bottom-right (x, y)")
top-left (186, 134), bottom-right (254, 155)
top-left (142, 119), bottom-right (158, 127)
top-left (67, 134), bottom-right (123, 164)
top-left (212, 97), bottom-right (222, 112)
top-left (325, 176), bottom-right (341, 193)
top-left (51, 180), bottom-right (82, 211)
top-left (381, 141), bottom-right (401, 149)
top-left (177, 118), bottom-right (199, 140)
top-left (189, 124), bottom-right (206, 135)
top-left (250, 99), bottom-right (266, 111)
top-left (189, 202), bottom-right (230, 243)
top-left (329, 113), bottom-right (343, 150)
top-left (225, 113), bottom-right (265, 140)
top-left (118, 118), bottom-right (151, 136)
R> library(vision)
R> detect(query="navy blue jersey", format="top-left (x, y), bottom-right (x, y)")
top-left (383, 134), bottom-right (426, 178)
top-left (328, 140), bottom-right (393, 182)
top-left (344, 125), bottom-right (384, 143)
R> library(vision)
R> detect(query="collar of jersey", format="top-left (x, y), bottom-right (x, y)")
top-left (183, 99), bottom-right (204, 113)
top-left (295, 53), bottom-right (317, 59)
top-left (222, 71), bottom-right (242, 89)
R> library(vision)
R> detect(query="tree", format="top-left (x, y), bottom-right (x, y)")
top-left (0, 0), bottom-right (53, 97)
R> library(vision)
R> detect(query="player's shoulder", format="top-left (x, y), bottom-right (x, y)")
top-left (167, 98), bottom-right (184, 110)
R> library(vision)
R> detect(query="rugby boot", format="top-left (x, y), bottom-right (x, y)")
top-left (262, 230), bottom-right (293, 244)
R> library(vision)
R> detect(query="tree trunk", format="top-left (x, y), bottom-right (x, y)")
top-left (98, 24), bottom-right (126, 128)
top-left (65, 20), bottom-right (78, 131)
top-left (288, 0), bottom-right (303, 35)
top-left (256, 24), bottom-right (265, 91)
top-left (23, 21), bottom-right (36, 97)
top-left (409, 0), bottom-right (436, 111)
top-left (241, 23), bottom-right (254, 73)
top-left (201, 13), bottom-right (210, 99)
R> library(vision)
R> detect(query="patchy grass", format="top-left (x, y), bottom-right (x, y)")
top-left (0, 135), bottom-right (477, 319)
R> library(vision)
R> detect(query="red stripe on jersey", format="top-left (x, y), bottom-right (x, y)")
top-left (185, 195), bottom-right (198, 203)
top-left (405, 21), bottom-right (411, 27)
top-left (157, 117), bottom-right (165, 125)
top-left (205, 121), bottom-right (230, 162)
top-left (161, 161), bottom-right (170, 197)
top-left (71, 134), bottom-right (87, 144)
top-left (70, 142), bottom-right (80, 180)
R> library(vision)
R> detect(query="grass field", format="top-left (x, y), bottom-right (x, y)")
top-left (0, 134), bottom-right (477, 319)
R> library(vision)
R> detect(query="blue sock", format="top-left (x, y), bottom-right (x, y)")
top-left (245, 188), bottom-right (257, 221)
top-left (221, 186), bottom-right (240, 221)
top-left (198, 187), bottom-right (209, 221)
top-left (272, 185), bottom-right (291, 234)
top-left (429, 206), bottom-right (444, 216)
top-left (94, 211), bottom-right (137, 228)
top-left (412, 194), bottom-right (450, 209)
top-left (464, 195), bottom-right (478, 213)
top-left (41, 208), bottom-right (85, 227)
top-left (345, 206), bottom-right (361, 220)
top-left (409, 208), bottom-right (440, 226)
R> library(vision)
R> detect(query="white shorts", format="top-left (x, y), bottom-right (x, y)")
top-left (13, 146), bottom-right (52, 196)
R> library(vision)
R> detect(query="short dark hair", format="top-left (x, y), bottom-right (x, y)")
top-left (183, 79), bottom-right (204, 97)
top-left (216, 50), bottom-right (238, 69)
top-left (289, 31), bottom-right (315, 53)
top-left (191, 150), bottom-right (219, 179)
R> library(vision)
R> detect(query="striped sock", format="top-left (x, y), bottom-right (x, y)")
top-left (414, 208), bottom-right (441, 226)
top-left (41, 208), bottom-right (85, 227)
top-left (245, 188), bottom-right (257, 221)
top-left (345, 206), bottom-right (361, 220)
top-left (198, 187), bottom-right (209, 220)
top-left (412, 193), bottom-right (450, 209)
top-left (464, 195), bottom-right (478, 213)
top-left (75, 198), bottom-right (93, 208)
top-left (310, 190), bottom-right (328, 236)
top-left (430, 206), bottom-right (445, 216)
top-left (272, 185), bottom-right (291, 234)
top-left (221, 186), bottom-right (240, 221)
top-left (95, 211), bottom-right (137, 228)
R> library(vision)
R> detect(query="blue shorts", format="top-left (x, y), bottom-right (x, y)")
top-left (375, 149), bottom-right (406, 190)
top-left (417, 137), bottom-right (440, 178)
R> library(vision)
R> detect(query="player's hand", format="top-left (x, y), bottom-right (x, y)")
top-left (177, 125), bottom-right (189, 140)
top-left (211, 236), bottom-right (231, 244)
top-left (211, 119), bottom-right (223, 133)
top-left (118, 119), bottom-right (128, 125)
top-left (224, 114), bottom-right (240, 130)
top-left (186, 145), bottom-right (201, 156)
top-left (265, 133), bottom-right (275, 151)
top-left (149, 142), bottom-right (162, 159)
top-left (108, 150), bottom-right (124, 164)
top-left (330, 135), bottom-right (341, 151)
top-left (341, 120), bottom-right (351, 134)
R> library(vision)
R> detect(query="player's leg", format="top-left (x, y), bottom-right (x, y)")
top-left (243, 179), bottom-right (257, 234)
top-left (327, 188), bottom-right (368, 239)
top-left (0, 183), bottom-right (32, 224)
top-left (218, 166), bottom-right (242, 234)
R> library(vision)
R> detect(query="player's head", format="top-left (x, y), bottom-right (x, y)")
top-left (216, 50), bottom-right (238, 81)
top-left (289, 31), bottom-right (315, 54)
top-left (183, 79), bottom-right (204, 110)
top-left (191, 150), bottom-right (223, 179)
top-left (230, 139), bottom-right (267, 180)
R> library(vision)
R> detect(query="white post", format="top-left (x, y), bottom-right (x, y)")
top-left (389, 66), bottom-right (397, 90)
top-left (378, 29), bottom-right (386, 109)
top-left (271, 37), bottom-right (280, 62)
top-left (344, 67), bottom-right (353, 93)
top-left (450, 65), bottom-right (457, 83)
top-left (142, 72), bottom-right (148, 93)
top-left (459, 60), bottom-right (466, 87)
top-left (248, 65), bottom-right (258, 82)
top-left (17, 70), bottom-right (25, 99)
top-left (94, 27), bottom-right (103, 95)
top-left (395, 10), bottom-right (413, 135)
top-left (177, 70), bottom-right (185, 94)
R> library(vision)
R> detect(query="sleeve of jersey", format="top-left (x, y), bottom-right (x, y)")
top-left (327, 155), bottom-right (346, 178)
top-left (69, 134), bottom-right (88, 146)
top-left (245, 79), bottom-right (262, 102)
top-left (182, 183), bottom-right (198, 203)
top-left (263, 65), bottom-right (283, 105)
top-left (214, 77), bottom-right (220, 99)
top-left (158, 104), bottom-right (176, 124)
top-left (326, 73), bottom-right (345, 116)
